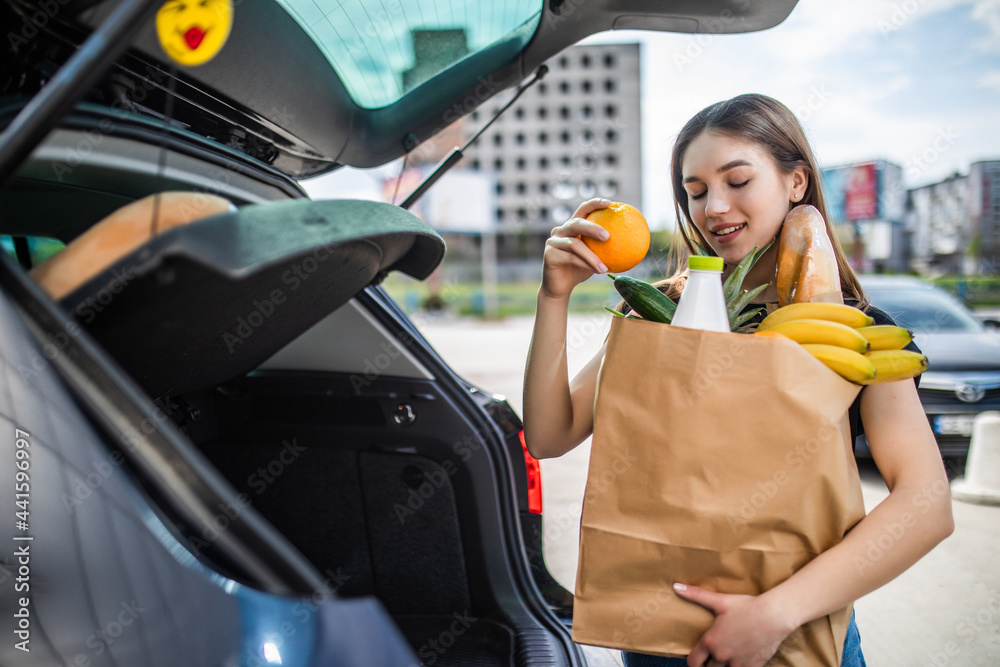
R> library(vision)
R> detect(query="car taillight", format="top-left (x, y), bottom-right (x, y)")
top-left (519, 430), bottom-right (542, 514)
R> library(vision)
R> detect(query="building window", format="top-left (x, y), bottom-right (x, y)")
top-left (470, 159), bottom-right (480, 171)
top-left (517, 207), bottom-right (528, 220)
top-left (579, 181), bottom-right (597, 198)
top-left (494, 158), bottom-right (504, 171)
top-left (605, 129), bottom-right (618, 143)
top-left (605, 104), bottom-right (617, 118)
top-left (516, 157), bottom-right (526, 170)
top-left (561, 155), bottom-right (572, 167)
top-left (538, 106), bottom-right (548, 119)
top-left (559, 81), bottom-right (570, 94)
top-left (538, 131), bottom-right (549, 144)
top-left (560, 106), bottom-right (571, 120)
top-left (538, 82), bottom-right (548, 95)
top-left (580, 155), bottom-right (596, 170)
top-left (604, 180), bottom-right (619, 197)
top-left (580, 105), bottom-right (594, 123)
top-left (496, 182), bottom-right (504, 195)
top-left (472, 111), bottom-right (479, 121)
top-left (559, 56), bottom-right (569, 68)
top-left (604, 53), bottom-right (615, 68)
top-left (540, 207), bottom-right (550, 220)
top-left (516, 132), bottom-right (525, 145)
top-left (539, 156), bottom-right (549, 169)
top-left (496, 208), bottom-right (505, 220)
top-left (560, 130), bottom-right (571, 144)
top-left (493, 134), bottom-right (503, 146)
top-left (581, 80), bottom-right (592, 94)
top-left (581, 54), bottom-right (592, 68)
top-left (515, 107), bottom-right (525, 119)
top-left (553, 182), bottom-right (575, 199)
top-left (604, 154), bottom-right (618, 168)
top-left (539, 181), bottom-right (549, 194)
top-left (516, 182), bottom-right (527, 194)
top-left (581, 130), bottom-right (595, 146)
top-left (604, 79), bottom-right (615, 93)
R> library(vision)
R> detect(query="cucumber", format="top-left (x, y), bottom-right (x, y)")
top-left (608, 273), bottom-right (676, 324)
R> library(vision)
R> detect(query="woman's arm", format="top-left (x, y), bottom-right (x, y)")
top-left (522, 199), bottom-right (612, 460)
top-left (676, 378), bottom-right (954, 666)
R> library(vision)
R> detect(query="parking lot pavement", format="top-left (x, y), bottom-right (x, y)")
top-left (420, 313), bottom-right (1000, 665)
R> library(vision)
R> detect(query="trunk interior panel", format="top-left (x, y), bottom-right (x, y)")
top-left (191, 371), bottom-right (558, 666)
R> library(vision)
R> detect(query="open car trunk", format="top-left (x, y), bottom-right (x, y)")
top-left (46, 189), bottom-right (574, 666)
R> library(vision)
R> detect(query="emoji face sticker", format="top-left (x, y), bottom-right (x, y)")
top-left (156, 0), bottom-right (233, 67)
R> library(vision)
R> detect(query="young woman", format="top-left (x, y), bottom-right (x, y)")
top-left (522, 94), bottom-right (954, 667)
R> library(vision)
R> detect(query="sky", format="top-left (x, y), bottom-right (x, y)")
top-left (304, 0), bottom-right (1000, 230)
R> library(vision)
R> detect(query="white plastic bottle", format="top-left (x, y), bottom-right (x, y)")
top-left (671, 256), bottom-right (730, 332)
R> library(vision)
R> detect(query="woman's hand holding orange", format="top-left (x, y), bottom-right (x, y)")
top-left (540, 198), bottom-right (612, 300)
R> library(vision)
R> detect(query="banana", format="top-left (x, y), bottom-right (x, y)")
top-left (757, 302), bottom-right (874, 331)
top-left (857, 325), bottom-right (913, 351)
top-left (801, 344), bottom-right (877, 384)
top-left (860, 350), bottom-right (928, 384)
top-left (753, 330), bottom-right (790, 340)
top-left (767, 319), bottom-right (871, 354)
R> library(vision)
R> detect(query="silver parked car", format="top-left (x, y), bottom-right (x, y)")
top-left (858, 275), bottom-right (1000, 462)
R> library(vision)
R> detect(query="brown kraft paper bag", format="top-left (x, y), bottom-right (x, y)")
top-left (572, 316), bottom-right (867, 665)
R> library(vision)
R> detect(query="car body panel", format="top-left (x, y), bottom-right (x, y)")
top-left (860, 275), bottom-right (1000, 458)
top-left (66, 0), bottom-right (798, 176)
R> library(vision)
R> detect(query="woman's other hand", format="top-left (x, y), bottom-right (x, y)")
top-left (673, 583), bottom-right (795, 667)
top-left (541, 198), bottom-right (612, 300)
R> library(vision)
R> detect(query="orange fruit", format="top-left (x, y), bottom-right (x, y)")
top-left (581, 202), bottom-right (650, 273)
top-left (754, 330), bottom-right (790, 339)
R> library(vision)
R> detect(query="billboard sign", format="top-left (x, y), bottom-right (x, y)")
top-left (845, 163), bottom-right (878, 221)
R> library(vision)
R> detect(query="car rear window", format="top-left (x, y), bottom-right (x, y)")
top-left (1, 236), bottom-right (65, 267)
top-left (274, 0), bottom-right (543, 109)
top-left (866, 288), bottom-right (984, 333)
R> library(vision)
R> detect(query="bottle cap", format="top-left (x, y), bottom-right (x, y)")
top-left (688, 256), bottom-right (724, 271)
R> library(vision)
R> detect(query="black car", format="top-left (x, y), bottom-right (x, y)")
top-left (0, 0), bottom-right (800, 665)
top-left (858, 275), bottom-right (1000, 463)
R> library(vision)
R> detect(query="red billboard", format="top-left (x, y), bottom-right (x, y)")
top-left (845, 163), bottom-right (878, 221)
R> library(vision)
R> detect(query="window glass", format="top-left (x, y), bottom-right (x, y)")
top-left (865, 288), bottom-right (984, 333)
top-left (1, 236), bottom-right (66, 267)
top-left (275, 0), bottom-right (543, 109)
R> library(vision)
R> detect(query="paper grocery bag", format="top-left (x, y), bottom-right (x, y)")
top-left (572, 317), bottom-right (866, 665)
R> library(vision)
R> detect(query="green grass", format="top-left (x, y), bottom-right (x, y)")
top-left (382, 273), bottom-right (623, 317)
top-left (928, 276), bottom-right (1000, 306)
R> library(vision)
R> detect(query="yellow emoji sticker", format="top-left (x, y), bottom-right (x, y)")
top-left (156, 0), bottom-right (233, 67)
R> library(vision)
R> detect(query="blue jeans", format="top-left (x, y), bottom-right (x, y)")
top-left (620, 610), bottom-right (866, 666)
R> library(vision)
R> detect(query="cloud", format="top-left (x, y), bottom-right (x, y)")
top-left (980, 70), bottom-right (1000, 90)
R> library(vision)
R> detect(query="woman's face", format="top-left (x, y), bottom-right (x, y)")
top-left (680, 131), bottom-right (807, 266)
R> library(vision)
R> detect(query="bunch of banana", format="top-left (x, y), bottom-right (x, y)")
top-left (753, 302), bottom-right (927, 385)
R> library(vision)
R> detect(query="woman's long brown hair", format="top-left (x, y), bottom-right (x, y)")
top-left (615, 93), bottom-right (867, 315)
